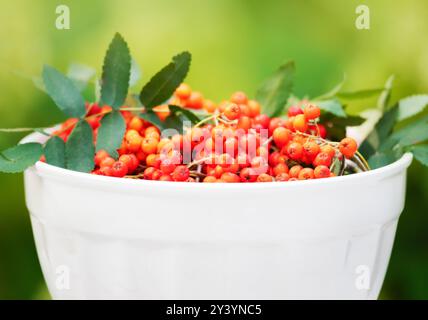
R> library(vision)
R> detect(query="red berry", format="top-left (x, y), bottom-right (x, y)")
top-left (100, 166), bottom-right (113, 176)
top-left (253, 114), bottom-right (270, 129)
top-left (111, 161), bottom-right (128, 177)
top-left (286, 142), bottom-right (303, 160)
top-left (172, 165), bottom-right (190, 181)
top-left (303, 141), bottom-right (320, 160)
top-left (320, 145), bottom-right (336, 159)
top-left (143, 167), bottom-right (157, 180)
top-left (160, 159), bottom-right (176, 174)
top-left (314, 165), bottom-right (331, 179)
top-left (318, 124), bottom-right (327, 138)
top-left (269, 117), bottom-right (285, 135)
top-left (313, 152), bottom-right (332, 167)
top-left (288, 106), bottom-right (304, 117)
top-left (239, 167), bottom-right (257, 182)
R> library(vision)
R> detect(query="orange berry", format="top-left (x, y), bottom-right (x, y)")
top-left (146, 154), bottom-right (161, 168)
top-left (275, 173), bottom-right (290, 182)
top-left (126, 134), bottom-right (143, 153)
top-left (230, 91), bottom-right (248, 105)
top-left (125, 129), bottom-right (140, 140)
top-left (304, 104), bottom-right (321, 120)
top-left (286, 142), bottom-right (303, 160)
top-left (153, 105), bottom-right (170, 121)
top-left (95, 150), bottom-right (109, 167)
top-left (289, 165), bottom-right (303, 178)
top-left (175, 83), bottom-right (192, 100)
top-left (237, 116), bottom-right (252, 131)
top-left (248, 100), bottom-right (261, 117)
top-left (220, 172), bottom-right (240, 183)
top-left (142, 137), bottom-right (158, 154)
top-left (273, 127), bottom-right (291, 148)
top-left (203, 99), bottom-right (217, 113)
top-left (303, 141), bottom-right (320, 160)
top-left (339, 137), bottom-right (358, 159)
top-left (298, 168), bottom-right (315, 180)
top-left (293, 114), bottom-right (308, 132)
top-left (223, 103), bottom-right (241, 120)
top-left (203, 176), bottom-right (217, 183)
top-left (320, 145), bottom-right (336, 158)
top-left (128, 116), bottom-right (143, 132)
top-left (185, 91), bottom-right (204, 109)
top-left (100, 156), bottom-right (115, 168)
top-left (256, 173), bottom-right (274, 182)
top-left (273, 163), bottom-right (289, 176)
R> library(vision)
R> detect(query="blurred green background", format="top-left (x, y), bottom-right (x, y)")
top-left (1, 0), bottom-right (427, 299)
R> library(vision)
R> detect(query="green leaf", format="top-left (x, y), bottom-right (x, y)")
top-left (410, 145), bottom-right (428, 166)
top-left (65, 120), bottom-right (95, 172)
top-left (397, 94), bottom-right (428, 122)
top-left (159, 105), bottom-right (201, 134)
top-left (96, 111), bottom-right (126, 158)
top-left (139, 51), bottom-right (191, 110)
top-left (330, 157), bottom-right (342, 176)
top-left (368, 152), bottom-right (398, 169)
top-left (140, 111), bottom-right (166, 131)
top-left (336, 88), bottom-right (384, 100)
top-left (311, 74), bottom-right (346, 101)
top-left (42, 65), bottom-right (86, 118)
top-left (359, 105), bottom-right (398, 158)
top-left (100, 33), bottom-right (132, 109)
top-left (168, 105), bottom-right (201, 124)
top-left (0, 143), bottom-right (43, 173)
top-left (320, 113), bottom-right (366, 141)
top-left (315, 99), bottom-right (346, 117)
top-left (44, 136), bottom-right (66, 168)
top-left (67, 63), bottom-right (96, 92)
top-left (380, 120), bottom-right (428, 151)
top-left (140, 106), bottom-right (200, 134)
top-left (256, 61), bottom-right (295, 117)
top-left (377, 75), bottom-right (395, 111)
top-left (330, 115), bottom-right (366, 127)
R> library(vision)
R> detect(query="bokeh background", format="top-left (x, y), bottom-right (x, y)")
top-left (1, 0), bottom-right (427, 299)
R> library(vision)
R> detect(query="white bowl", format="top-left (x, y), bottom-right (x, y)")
top-left (22, 132), bottom-right (413, 299)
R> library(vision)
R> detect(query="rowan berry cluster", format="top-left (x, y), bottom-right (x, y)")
top-left (51, 84), bottom-right (359, 182)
